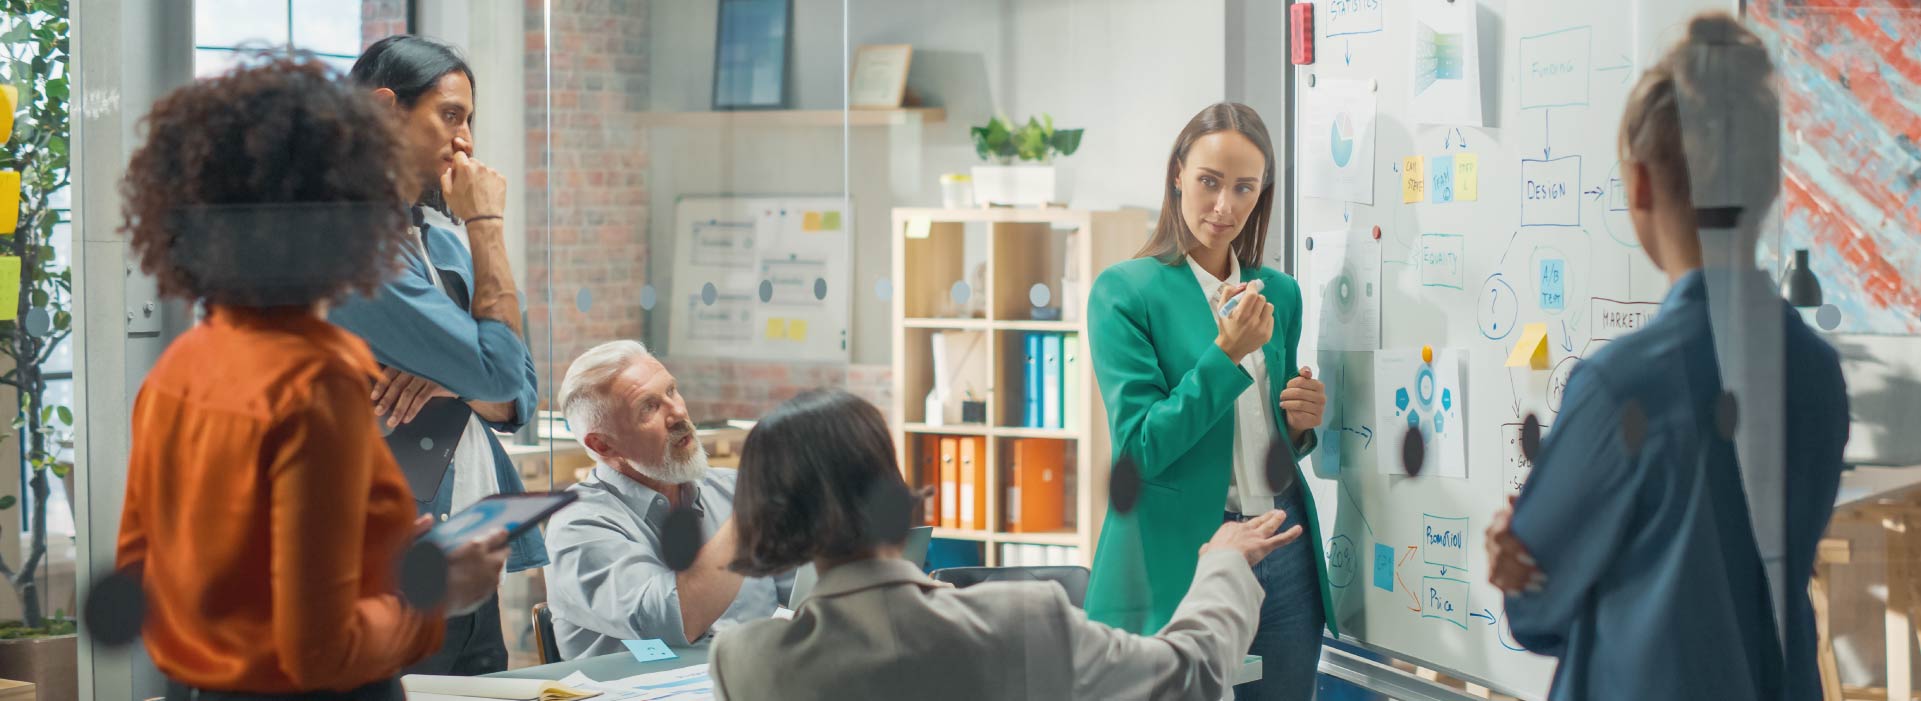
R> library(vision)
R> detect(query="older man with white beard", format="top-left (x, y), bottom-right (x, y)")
top-left (543, 340), bottom-right (793, 659)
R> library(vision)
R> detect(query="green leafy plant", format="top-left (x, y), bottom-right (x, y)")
top-left (0, 0), bottom-right (72, 634)
top-left (970, 114), bottom-right (1084, 164)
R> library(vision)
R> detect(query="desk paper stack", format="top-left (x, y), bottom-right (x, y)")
top-left (402, 674), bottom-right (601, 701)
top-left (559, 664), bottom-right (715, 701)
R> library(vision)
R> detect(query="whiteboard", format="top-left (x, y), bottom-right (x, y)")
top-left (666, 196), bottom-right (853, 362)
top-left (1289, 1), bottom-right (1727, 697)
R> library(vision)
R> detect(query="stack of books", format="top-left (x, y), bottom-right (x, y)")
top-left (1021, 332), bottom-right (1081, 429)
top-left (998, 544), bottom-right (1080, 567)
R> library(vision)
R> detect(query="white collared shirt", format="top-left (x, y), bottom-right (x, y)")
top-left (1186, 255), bottom-right (1279, 514)
top-left (412, 211), bottom-right (497, 514)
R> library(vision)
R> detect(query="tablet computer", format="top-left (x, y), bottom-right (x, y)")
top-left (428, 492), bottom-right (579, 549)
top-left (382, 396), bottom-right (474, 502)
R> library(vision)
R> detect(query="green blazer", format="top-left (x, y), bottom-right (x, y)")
top-left (1083, 256), bottom-right (1337, 637)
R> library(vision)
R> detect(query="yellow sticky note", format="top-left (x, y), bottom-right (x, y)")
top-left (1505, 322), bottom-right (1550, 369)
top-left (0, 256), bottom-right (20, 322)
top-left (765, 318), bottom-right (787, 340)
top-left (1454, 153), bottom-right (1479, 202)
top-left (802, 211), bottom-right (823, 231)
top-left (0, 86), bottom-right (16, 142)
top-left (786, 319), bottom-right (808, 342)
top-left (1402, 157), bottom-right (1425, 203)
top-left (0, 171), bottom-right (19, 235)
top-left (904, 217), bottom-right (931, 239)
top-left (821, 211), bottom-right (842, 231)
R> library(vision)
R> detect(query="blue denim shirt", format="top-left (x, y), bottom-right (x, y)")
top-left (330, 221), bottom-right (549, 572)
top-left (1506, 269), bottom-right (1848, 701)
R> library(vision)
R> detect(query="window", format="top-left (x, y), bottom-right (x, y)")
top-left (193, 0), bottom-right (412, 77)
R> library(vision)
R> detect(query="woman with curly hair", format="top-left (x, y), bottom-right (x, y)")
top-left (113, 56), bottom-right (510, 700)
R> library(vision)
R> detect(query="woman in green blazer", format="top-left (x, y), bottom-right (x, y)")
top-left (1085, 103), bottom-right (1334, 701)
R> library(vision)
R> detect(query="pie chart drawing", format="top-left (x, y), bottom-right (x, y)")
top-left (1331, 113), bottom-right (1356, 168)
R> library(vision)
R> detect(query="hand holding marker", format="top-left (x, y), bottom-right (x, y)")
top-left (1219, 279), bottom-right (1266, 319)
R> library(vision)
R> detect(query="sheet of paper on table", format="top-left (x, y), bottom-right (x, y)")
top-left (560, 664), bottom-right (715, 701)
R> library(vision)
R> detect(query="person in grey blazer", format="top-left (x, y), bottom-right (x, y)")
top-left (710, 389), bottom-right (1303, 701)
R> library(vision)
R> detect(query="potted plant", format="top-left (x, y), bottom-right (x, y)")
top-left (0, 2), bottom-right (75, 699)
top-left (968, 114), bottom-right (1083, 207)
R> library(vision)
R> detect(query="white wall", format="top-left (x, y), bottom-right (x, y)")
top-left (641, 0), bottom-right (1229, 364)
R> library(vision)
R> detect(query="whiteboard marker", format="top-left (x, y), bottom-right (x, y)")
top-left (1218, 280), bottom-right (1266, 318)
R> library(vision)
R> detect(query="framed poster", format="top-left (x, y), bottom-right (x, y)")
top-left (849, 44), bottom-right (913, 109)
top-left (712, 0), bottom-right (793, 110)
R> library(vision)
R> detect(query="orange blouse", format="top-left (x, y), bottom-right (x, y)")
top-left (115, 306), bottom-right (442, 692)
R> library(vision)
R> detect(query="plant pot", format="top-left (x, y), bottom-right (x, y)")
top-left (970, 165), bottom-right (1056, 207)
top-left (0, 634), bottom-right (75, 701)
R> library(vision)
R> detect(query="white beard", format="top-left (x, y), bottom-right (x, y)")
top-left (634, 441), bottom-right (712, 485)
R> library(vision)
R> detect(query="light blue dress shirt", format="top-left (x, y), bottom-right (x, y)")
top-left (545, 466), bottom-right (794, 659)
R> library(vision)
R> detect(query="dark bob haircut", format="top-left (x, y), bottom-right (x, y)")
top-left (119, 55), bottom-right (412, 307)
top-left (731, 390), bottom-right (915, 577)
top-left (350, 35), bottom-right (476, 109)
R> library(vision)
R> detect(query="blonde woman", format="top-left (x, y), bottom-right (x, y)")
top-left (1484, 13), bottom-right (1848, 701)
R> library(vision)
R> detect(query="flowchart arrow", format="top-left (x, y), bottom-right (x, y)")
top-left (1506, 367), bottom-right (1523, 418)
top-left (1584, 186), bottom-right (1605, 201)
top-left (1595, 54), bottom-right (1632, 84)
top-left (1345, 40), bottom-right (1353, 66)
top-left (1560, 320), bottom-right (1575, 352)
top-left (1542, 110), bottom-right (1552, 159)
top-left (1470, 608), bottom-right (1497, 625)
top-left (1398, 546), bottom-right (1422, 612)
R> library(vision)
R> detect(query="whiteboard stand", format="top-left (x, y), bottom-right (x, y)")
top-left (1318, 646), bottom-right (1487, 701)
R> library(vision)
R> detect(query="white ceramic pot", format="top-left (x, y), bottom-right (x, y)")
top-left (971, 165), bottom-right (1056, 207)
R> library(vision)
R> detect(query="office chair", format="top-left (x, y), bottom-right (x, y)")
top-left (532, 602), bottom-right (560, 665)
top-left (928, 566), bottom-right (1091, 609)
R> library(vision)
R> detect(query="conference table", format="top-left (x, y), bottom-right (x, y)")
top-left (491, 645), bottom-right (1265, 689)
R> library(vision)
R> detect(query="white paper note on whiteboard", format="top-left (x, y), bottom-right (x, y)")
top-left (1306, 230), bottom-right (1382, 351)
top-left (1300, 78), bottom-right (1379, 205)
top-left (1409, 0), bottom-right (1484, 126)
top-left (1375, 348), bottom-right (1467, 478)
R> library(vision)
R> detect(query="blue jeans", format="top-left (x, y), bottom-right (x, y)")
top-left (1233, 489), bottom-right (1324, 701)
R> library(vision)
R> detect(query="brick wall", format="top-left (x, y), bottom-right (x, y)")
top-left (523, 0), bottom-right (652, 388)
top-left (519, 0), bottom-right (897, 427)
top-left (667, 358), bottom-right (895, 426)
top-left (358, 0), bottom-right (409, 48)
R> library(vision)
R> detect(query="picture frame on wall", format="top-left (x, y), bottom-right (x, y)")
top-left (849, 44), bottom-right (913, 109)
top-left (712, 0), bottom-right (793, 110)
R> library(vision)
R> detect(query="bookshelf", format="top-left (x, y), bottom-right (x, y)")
top-left (889, 206), bottom-right (1149, 567)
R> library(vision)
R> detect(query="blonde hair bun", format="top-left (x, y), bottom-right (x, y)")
top-left (1686, 12), bottom-right (1745, 46)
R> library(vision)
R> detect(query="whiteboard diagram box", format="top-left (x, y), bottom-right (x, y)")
top-left (1519, 26), bottom-right (1592, 109)
top-left (683, 293), bottom-right (755, 344)
top-left (1418, 233), bottom-right (1466, 290)
top-left (1321, 0), bottom-right (1384, 37)
top-left (1589, 297), bottom-right (1661, 341)
top-left (1520, 156), bottom-right (1582, 227)
top-left (759, 256), bottom-right (829, 307)
top-left (691, 219), bottom-right (756, 269)
top-left (1422, 514), bottom-right (1470, 569)
top-left (1422, 576), bottom-right (1472, 630)
top-left (1502, 422), bottom-right (1545, 494)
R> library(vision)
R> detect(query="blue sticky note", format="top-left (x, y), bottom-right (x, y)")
top-left (623, 638), bottom-right (678, 662)
top-left (1373, 542), bottom-right (1395, 592)
top-left (1539, 258), bottom-right (1566, 311)
top-left (1429, 155), bottom-right (1455, 203)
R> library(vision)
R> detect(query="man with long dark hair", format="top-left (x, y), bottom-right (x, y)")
top-left (331, 34), bottom-right (546, 676)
